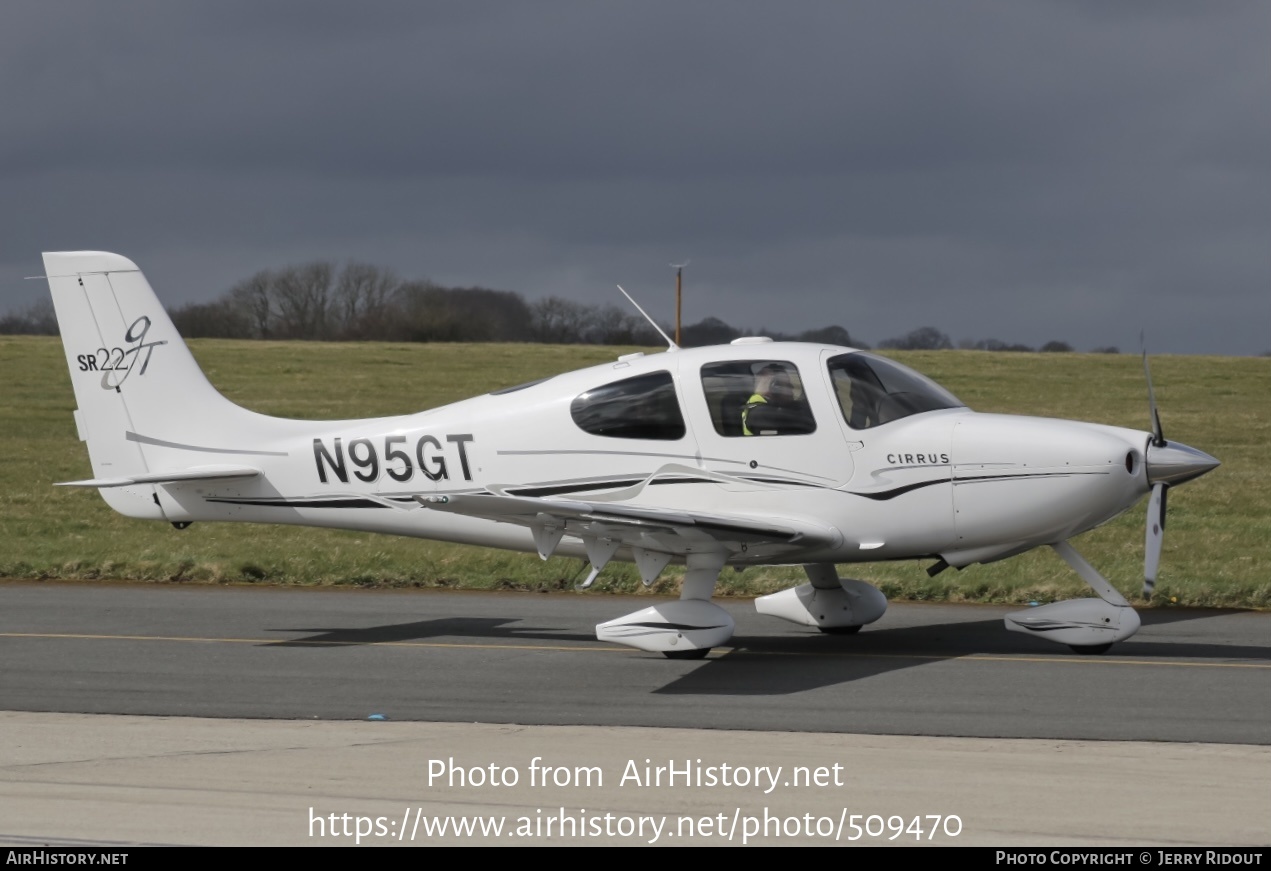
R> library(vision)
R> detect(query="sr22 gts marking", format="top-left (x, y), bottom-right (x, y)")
top-left (76, 315), bottom-right (167, 391)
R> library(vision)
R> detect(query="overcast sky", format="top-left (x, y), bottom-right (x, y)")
top-left (2, 1), bottom-right (1267, 354)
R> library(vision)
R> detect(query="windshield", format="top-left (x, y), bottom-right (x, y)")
top-left (827, 352), bottom-right (965, 429)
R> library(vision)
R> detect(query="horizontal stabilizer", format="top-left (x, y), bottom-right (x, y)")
top-left (56, 464), bottom-right (261, 488)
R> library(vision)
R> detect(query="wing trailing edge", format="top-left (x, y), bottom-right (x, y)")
top-left (416, 491), bottom-right (843, 569)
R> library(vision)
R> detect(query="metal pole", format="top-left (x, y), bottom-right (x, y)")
top-left (670, 260), bottom-right (688, 346)
top-left (675, 266), bottom-right (682, 346)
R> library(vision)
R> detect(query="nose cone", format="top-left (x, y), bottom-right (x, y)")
top-left (1146, 440), bottom-right (1220, 487)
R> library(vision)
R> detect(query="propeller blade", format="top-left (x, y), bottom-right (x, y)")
top-left (1141, 336), bottom-right (1165, 447)
top-left (1143, 482), bottom-right (1166, 598)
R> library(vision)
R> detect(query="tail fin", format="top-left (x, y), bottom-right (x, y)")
top-left (44, 251), bottom-right (258, 518)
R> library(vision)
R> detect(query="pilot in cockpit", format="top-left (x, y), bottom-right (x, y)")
top-left (742, 364), bottom-right (805, 435)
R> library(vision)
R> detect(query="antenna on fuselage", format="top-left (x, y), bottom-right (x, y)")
top-left (616, 284), bottom-right (679, 351)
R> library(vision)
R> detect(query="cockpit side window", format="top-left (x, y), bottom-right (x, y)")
top-left (828, 352), bottom-right (964, 429)
top-left (699, 360), bottom-right (817, 437)
top-left (570, 371), bottom-right (686, 440)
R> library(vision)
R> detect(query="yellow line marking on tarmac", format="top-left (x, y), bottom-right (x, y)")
top-left (724, 648), bottom-right (1271, 668)
top-left (0, 631), bottom-right (622, 653)
top-left (970, 654), bottom-right (1271, 668)
top-left (2, 631), bottom-right (1268, 669)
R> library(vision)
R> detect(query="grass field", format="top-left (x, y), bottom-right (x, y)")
top-left (1, 336), bottom-right (1266, 608)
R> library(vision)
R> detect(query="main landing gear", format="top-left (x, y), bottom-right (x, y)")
top-left (595, 559), bottom-right (888, 657)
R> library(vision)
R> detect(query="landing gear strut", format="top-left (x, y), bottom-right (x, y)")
top-left (596, 552), bottom-right (733, 657)
top-left (1004, 542), bottom-right (1140, 654)
top-left (756, 564), bottom-right (887, 633)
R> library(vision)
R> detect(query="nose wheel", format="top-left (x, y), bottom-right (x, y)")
top-left (1069, 643), bottom-right (1113, 655)
top-left (1004, 542), bottom-right (1141, 654)
top-left (663, 648), bottom-right (712, 660)
top-left (818, 625), bottom-right (862, 635)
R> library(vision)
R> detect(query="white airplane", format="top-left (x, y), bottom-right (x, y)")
top-left (43, 250), bottom-right (1219, 658)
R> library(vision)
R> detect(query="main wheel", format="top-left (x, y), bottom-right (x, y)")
top-left (818, 625), bottom-right (862, 635)
top-left (663, 647), bottom-right (711, 660)
top-left (1069, 643), bottom-right (1113, 655)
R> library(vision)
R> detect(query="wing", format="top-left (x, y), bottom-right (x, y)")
top-left (416, 491), bottom-right (842, 585)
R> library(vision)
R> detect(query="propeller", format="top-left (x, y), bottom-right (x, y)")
top-left (1142, 342), bottom-right (1165, 599)
top-left (1142, 338), bottom-right (1165, 450)
top-left (1140, 341), bottom-right (1219, 598)
top-left (1143, 479), bottom-right (1166, 599)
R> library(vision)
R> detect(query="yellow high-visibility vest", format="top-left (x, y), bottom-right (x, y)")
top-left (741, 393), bottom-right (767, 436)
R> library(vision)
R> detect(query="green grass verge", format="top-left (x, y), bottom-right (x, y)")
top-left (1, 336), bottom-right (1266, 608)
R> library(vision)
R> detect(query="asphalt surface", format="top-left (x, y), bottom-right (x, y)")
top-left (2, 581), bottom-right (1268, 744)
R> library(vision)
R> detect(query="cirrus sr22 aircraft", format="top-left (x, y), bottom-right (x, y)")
top-left (43, 251), bottom-right (1219, 659)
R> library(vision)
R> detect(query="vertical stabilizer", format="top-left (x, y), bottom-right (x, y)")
top-left (43, 251), bottom-right (255, 518)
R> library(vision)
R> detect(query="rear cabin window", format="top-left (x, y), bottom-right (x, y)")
top-left (699, 360), bottom-right (816, 437)
top-left (570, 371), bottom-right (686, 440)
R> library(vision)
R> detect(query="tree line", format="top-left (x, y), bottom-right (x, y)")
top-left (876, 326), bottom-right (1118, 354)
top-left (170, 261), bottom-right (877, 347)
top-left (2, 259), bottom-right (1103, 352)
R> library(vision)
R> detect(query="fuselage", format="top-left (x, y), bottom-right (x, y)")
top-left (148, 340), bottom-right (1155, 570)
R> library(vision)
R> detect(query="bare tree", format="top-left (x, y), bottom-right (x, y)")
top-left (396, 281), bottom-right (534, 342)
top-left (531, 297), bottom-right (595, 343)
top-left (271, 262), bottom-right (334, 339)
top-left (228, 270), bottom-right (274, 338)
top-left (798, 325), bottom-right (863, 347)
top-left (959, 337), bottom-right (1034, 352)
top-left (880, 326), bottom-right (953, 351)
top-left (171, 299), bottom-right (252, 338)
top-left (335, 261), bottom-right (401, 339)
top-left (0, 299), bottom-right (57, 334)
top-left (681, 316), bottom-right (741, 347)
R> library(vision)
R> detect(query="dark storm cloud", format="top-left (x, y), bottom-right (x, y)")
top-left (2, 1), bottom-right (1267, 353)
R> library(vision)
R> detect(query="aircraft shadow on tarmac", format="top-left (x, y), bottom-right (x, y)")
top-left (656, 608), bottom-right (1270, 696)
top-left (260, 608), bottom-right (1267, 697)
top-left (263, 616), bottom-right (590, 647)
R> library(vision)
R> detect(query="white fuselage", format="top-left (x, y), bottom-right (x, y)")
top-left (143, 342), bottom-right (1151, 571)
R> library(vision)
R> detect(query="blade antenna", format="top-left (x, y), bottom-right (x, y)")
top-left (617, 284), bottom-right (679, 351)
